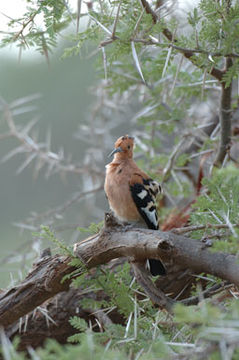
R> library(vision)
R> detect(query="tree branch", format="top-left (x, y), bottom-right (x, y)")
top-left (131, 262), bottom-right (175, 312)
top-left (6, 288), bottom-right (122, 351)
top-left (74, 217), bottom-right (239, 287)
top-left (1, 101), bottom-right (103, 179)
top-left (1, 214), bottom-right (239, 328)
top-left (0, 255), bottom-right (74, 328)
top-left (133, 39), bottom-right (239, 59)
top-left (214, 57), bottom-right (233, 166)
top-left (173, 222), bottom-right (239, 235)
top-left (140, 0), bottom-right (223, 81)
top-left (181, 282), bottom-right (231, 306)
top-left (139, 0), bottom-right (233, 167)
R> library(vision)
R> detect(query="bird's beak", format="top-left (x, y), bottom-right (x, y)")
top-left (108, 146), bottom-right (123, 157)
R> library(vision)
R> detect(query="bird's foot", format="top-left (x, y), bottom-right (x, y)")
top-left (104, 212), bottom-right (123, 229)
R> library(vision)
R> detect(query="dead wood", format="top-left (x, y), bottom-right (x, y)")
top-left (0, 254), bottom-right (74, 328)
top-left (6, 287), bottom-right (123, 351)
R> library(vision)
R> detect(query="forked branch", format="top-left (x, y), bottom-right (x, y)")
top-left (74, 216), bottom-right (239, 286)
top-left (1, 214), bottom-right (239, 328)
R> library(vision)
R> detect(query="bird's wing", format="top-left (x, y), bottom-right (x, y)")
top-left (129, 174), bottom-right (161, 230)
top-left (129, 174), bottom-right (166, 276)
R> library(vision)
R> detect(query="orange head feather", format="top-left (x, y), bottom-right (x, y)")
top-left (109, 135), bottom-right (135, 160)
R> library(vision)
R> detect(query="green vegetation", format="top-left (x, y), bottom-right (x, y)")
top-left (1, 0), bottom-right (239, 359)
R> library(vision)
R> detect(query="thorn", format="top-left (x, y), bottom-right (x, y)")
top-left (208, 54), bottom-right (215, 63)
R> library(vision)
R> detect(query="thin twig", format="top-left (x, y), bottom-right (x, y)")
top-left (12, 11), bottom-right (38, 42)
top-left (76, 0), bottom-right (82, 33)
top-left (169, 54), bottom-right (183, 96)
top-left (214, 57), bottom-right (233, 166)
top-left (181, 282), bottom-right (231, 306)
top-left (2, 102), bottom-right (103, 178)
top-left (137, 37), bottom-right (239, 59)
top-left (102, 47), bottom-right (108, 81)
top-left (172, 223), bottom-right (239, 235)
top-left (131, 9), bottom-right (145, 39)
top-left (162, 135), bottom-right (189, 182)
top-left (111, 0), bottom-right (122, 39)
top-left (21, 186), bottom-right (103, 226)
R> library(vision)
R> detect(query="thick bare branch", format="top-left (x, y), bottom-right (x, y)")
top-left (131, 262), bottom-right (174, 312)
top-left (74, 217), bottom-right (239, 287)
top-left (1, 215), bottom-right (239, 328)
top-left (0, 255), bottom-right (74, 328)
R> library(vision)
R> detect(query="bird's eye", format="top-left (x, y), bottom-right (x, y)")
top-left (128, 145), bottom-right (130, 149)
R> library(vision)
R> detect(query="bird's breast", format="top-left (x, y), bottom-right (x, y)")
top-left (104, 163), bottom-right (141, 222)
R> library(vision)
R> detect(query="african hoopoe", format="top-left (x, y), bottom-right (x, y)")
top-left (104, 135), bottom-right (166, 276)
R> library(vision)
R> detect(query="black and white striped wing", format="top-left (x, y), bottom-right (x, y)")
top-left (130, 178), bottom-right (161, 230)
top-left (130, 178), bottom-right (166, 276)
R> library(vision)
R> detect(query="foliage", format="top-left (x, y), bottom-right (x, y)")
top-left (33, 226), bottom-right (88, 281)
top-left (173, 299), bottom-right (239, 351)
top-left (72, 263), bottom-right (134, 317)
top-left (0, 0), bottom-right (72, 60)
top-left (78, 221), bottom-right (104, 235)
top-left (190, 165), bottom-right (239, 253)
top-left (33, 225), bottom-right (73, 256)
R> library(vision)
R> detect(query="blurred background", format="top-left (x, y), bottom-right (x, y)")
top-left (0, 2), bottom-right (100, 287)
top-left (0, 0), bottom-right (139, 287)
top-left (0, 52), bottom-right (94, 285)
top-left (0, 0), bottom-right (204, 287)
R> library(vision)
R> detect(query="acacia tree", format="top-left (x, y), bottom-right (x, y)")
top-left (1, 0), bottom-right (239, 359)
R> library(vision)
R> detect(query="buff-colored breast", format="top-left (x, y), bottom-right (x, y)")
top-left (104, 160), bottom-right (144, 222)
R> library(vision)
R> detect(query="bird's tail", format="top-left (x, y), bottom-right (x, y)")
top-left (149, 259), bottom-right (166, 276)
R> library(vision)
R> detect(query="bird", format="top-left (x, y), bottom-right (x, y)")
top-left (104, 135), bottom-right (166, 276)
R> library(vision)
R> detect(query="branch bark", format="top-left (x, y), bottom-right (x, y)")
top-left (0, 255), bottom-right (74, 328)
top-left (74, 223), bottom-right (239, 287)
top-left (1, 216), bottom-right (239, 329)
top-left (131, 262), bottom-right (175, 312)
top-left (214, 57), bottom-right (233, 166)
top-left (6, 287), bottom-right (123, 351)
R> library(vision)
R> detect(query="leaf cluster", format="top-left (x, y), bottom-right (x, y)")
top-left (0, 0), bottom-right (72, 57)
top-left (191, 165), bottom-right (239, 252)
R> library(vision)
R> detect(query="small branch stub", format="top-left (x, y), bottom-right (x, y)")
top-left (104, 212), bottom-right (123, 229)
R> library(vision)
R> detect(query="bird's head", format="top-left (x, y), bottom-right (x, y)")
top-left (109, 135), bottom-right (134, 159)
